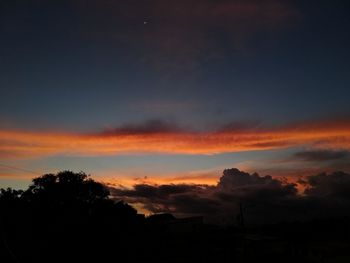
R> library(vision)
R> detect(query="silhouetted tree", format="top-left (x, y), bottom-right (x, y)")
top-left (0, 188), bottom-right (23, 202)
top-left (24, 171), bottom-right (109, 204)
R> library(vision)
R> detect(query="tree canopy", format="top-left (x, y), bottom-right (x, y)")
top-left (0, 171), bottom-right (137, 218)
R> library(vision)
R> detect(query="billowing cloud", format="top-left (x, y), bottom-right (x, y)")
top-left (304, 171), bottom-right (350, 199)
top-left (111, 168), bottom-right (350, 224)
top-left (1, 118), bottom-right (350, 159)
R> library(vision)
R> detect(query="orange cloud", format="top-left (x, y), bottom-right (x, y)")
top-left (100, 170), bottom-right (221, 189)
top-left (1, 118), bottom-right (350, 159)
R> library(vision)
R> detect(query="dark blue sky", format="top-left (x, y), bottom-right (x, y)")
top-left (1, 1), bottom-right (350, 189)
top-left (1, 0), bottom-right (350, 131)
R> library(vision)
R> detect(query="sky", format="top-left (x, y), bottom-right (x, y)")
top-left (1, 0), bottom-right (350, 198)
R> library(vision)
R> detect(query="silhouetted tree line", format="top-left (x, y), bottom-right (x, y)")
top-left (1, 171), bottom-right (350, 263)
top-left (0, 171), bottom-right (144, 262)
top-left (0, 171), bottom-right (139, 222)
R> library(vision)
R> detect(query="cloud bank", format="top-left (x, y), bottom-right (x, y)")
top-left (111, 168), bottom-right (350, 224)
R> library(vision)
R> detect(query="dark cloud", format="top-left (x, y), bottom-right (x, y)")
top-left (217, 168), bottom-right (297, 199)
top-left (111, 168), bottom-right (350, 224)
top-left (293, 150), bottom-right (350, 162)
top-left (111, 183), bottom-right (216, 215)
top-left (111, 168), bottom-right (298, 223)
top-left (112, 183), bottom-right (209, 199)
top-left (214, 169), bottom-right (298, 223)
top-left (99, 119), bottom-right (182, 136)
top-left (304, 171), bottom-right (350, 199)
top-left (291, 150), bottom-right (350, 173)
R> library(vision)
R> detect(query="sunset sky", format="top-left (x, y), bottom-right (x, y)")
top-left (1, 0), bottom-right (350, 191)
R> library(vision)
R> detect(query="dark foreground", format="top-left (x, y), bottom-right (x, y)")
top-left (1, 212), bottom-right (350, 263)
top-left (1, 171), bottom-right (350, 262)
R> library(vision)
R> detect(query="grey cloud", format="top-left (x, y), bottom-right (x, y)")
top-left (293, 150), bottom-right (350, 162)
top-left (305, 171), bottom-right (350, 199)
top-left (99, 119), bottom-right (182, 136)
